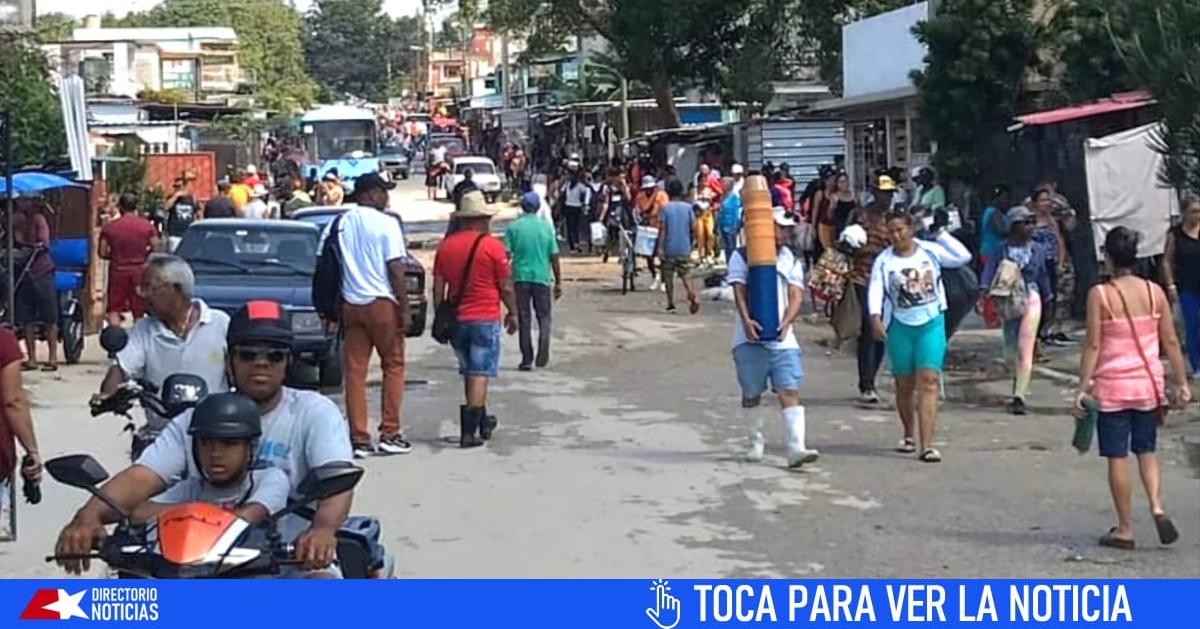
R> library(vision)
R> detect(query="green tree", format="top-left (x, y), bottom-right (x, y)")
top-left (1048, 0), bottom-right (1142, 104)
top-left (0, 39), bottom-right (67, 168)
top-left (110, 0), bottom-right (314, 111)
top-left (489, 0), bottom-right (755, 126)
top-left (1110, 0), bottom-right (1200, 195)
top-left (35, 12), bottom-right (78, 42)
top-left (911, 0), bottom-right (1037, 184)
top-left (303, 0), bottom-right (423, 101)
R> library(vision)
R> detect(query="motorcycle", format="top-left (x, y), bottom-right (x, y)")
top-left (91, 327), bottom-right (208, 460)
top-left (45, 455), bottom-right (365, 579)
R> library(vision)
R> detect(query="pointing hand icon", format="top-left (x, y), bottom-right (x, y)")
top-left (646, 581), bottom-right (681, 629)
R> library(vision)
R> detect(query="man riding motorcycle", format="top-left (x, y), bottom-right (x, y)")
top-left (93, 254), bottom-right (230, 445)
top-left (58, 300), bottom-right (355, 577)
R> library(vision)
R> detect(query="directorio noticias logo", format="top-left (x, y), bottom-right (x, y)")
top-left (19, 587), bottom-right (160, 622)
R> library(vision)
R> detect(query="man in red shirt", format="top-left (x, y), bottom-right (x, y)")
top-left (100, 193), bottom-right (160, 325)
top-left (432, 191), bottom-right (518, 448)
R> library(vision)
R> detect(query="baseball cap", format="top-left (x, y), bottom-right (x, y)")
top-left (227, 300), bottom-right (294, 349)
top-left (875, 175), bottom-right (897, 191)
top-left (520, 191), bottom-right (541, 213)
top-left (731, 164), bottom-right (745, 175)
top-left (640, 175), bottom-right (657, 189)
top-left (772, 207), bottom-right (795, 227)
top-left (1005, 205), bottom-right (1035, 227)
top-left (355, 172), bottom-right (395, 195)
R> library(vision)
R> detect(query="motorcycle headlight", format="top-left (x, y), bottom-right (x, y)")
top-left (405, 274), bottom-right (422, 293)
top-left (291, 311), bottom-right (323, 334)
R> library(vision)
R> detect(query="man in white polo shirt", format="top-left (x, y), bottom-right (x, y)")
top-left (336, 173), bottom-right (412, 458)
top-left (94, 254), bottom-right (230, 447)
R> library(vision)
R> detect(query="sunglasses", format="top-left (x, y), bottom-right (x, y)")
top-left (233, 346), bottom-right (288, 364)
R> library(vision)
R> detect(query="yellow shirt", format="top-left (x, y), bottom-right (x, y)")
top-left (229, 183), bottom-right (252, 212)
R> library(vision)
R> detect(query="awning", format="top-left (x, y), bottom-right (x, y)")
top-left (1010, 92), bottom-right (1154, 130)
top-left (0, 172), bottom-right (88, 198)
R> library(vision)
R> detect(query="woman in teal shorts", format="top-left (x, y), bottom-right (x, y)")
top-left (867, 212), bottom-right (971, 462)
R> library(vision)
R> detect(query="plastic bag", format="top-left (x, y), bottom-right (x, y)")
top-left (589, 221), bottom-right (606, 245)
top-left (831, 286), bottom-right (861, 341)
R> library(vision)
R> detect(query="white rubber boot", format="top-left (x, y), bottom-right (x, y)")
top-left (743, 406), bottom-right (764, 462)
top-left (783, 405), bottom-right (819, 468)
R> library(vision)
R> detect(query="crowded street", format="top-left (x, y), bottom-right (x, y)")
top-left (1, 177), bottom-right (1197, 579)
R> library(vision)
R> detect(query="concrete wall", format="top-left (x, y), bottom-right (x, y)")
top-left (842, 1), bottom-right (929, 99)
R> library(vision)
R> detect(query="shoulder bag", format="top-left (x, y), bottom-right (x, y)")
top-left (432, 234), bottom-right (487, 345)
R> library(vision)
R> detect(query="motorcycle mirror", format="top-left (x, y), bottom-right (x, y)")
top-left (45, 455), bottom-right (131, 523)
top-left (45, 454), bottom-right (109, 488)
top-left (99, 327), bottom-right (128, 357)
top-left (160, 373), bottom-right (208, 417)
top-left (271, 463), bottom-right (363, 522)
top-left (297, 463), bottom-right (363, 502)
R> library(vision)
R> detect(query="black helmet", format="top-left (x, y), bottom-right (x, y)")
top-left (189, 393), bottom-right (262, 440)
top-left (226, 300), bottom-right (294, 349)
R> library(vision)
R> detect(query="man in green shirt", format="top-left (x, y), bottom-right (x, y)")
top-left (505, 192), bottom-right (563, 370)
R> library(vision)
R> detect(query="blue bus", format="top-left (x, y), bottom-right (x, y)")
top-left (299, 106), bottom-right (380, 193)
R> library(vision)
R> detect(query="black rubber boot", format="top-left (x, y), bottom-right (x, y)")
top-left (460, 406), bottom-right (485, 448)
top-left (479, 405), bottom-right (498, 441)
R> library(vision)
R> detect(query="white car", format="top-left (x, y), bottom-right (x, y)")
top-left (445, 156), bottom-right (502, 203)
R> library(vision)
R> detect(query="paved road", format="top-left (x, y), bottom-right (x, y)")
top-left (5, 249), bottom-right (1197, 578)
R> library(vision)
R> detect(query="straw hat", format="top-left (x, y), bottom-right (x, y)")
top-left (452, 191), bottom-right (496, 218)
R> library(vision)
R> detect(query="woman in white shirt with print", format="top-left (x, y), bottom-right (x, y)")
top-left (868, 211), bottom-right (971, 462)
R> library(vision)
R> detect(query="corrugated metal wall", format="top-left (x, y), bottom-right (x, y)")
top-left (746, 120), bottom-right (845, 181)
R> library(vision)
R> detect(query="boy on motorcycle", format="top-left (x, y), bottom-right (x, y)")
top-left (130, 392), bottom-right (288, 526)
top-left (57, 300), bottom-right (354, 577)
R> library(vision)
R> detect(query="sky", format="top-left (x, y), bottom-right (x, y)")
top-left (40, 0), bottom-right (426, 19)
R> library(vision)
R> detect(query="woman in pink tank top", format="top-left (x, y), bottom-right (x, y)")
top-left (1076, 227), bottom-right (1191, 551)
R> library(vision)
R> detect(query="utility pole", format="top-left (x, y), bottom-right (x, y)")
top-left (500, 32), bottom-right (510, 109)
top-left (3, 111), bottom-right (14, 327)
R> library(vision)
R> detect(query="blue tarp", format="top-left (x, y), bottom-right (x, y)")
top-left (0, 172), bottom-right (87, 197)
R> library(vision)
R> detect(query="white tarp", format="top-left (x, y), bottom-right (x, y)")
top-left (1085, 122), bottom-right (1178, 256)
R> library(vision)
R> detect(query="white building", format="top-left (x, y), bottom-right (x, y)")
top-left (43, 15), bottom-right (245, 102)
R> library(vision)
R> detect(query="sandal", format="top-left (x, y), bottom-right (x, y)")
top-left (896, 437), bottom-right (916, 453)
top-left (1153, 514), bottom-right (1179, 545)
top-left (1099, 527), bottom-right (1135, 550)
top-left (40, 363), bottom-right (58, 372)
top-left (918, 448), bottom-right (942, 463)
top-left (21, 361), bottom-right (38, 372)
top-left (688, 295), bottom-right (700, 315)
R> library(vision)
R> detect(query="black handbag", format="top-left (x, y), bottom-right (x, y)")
top-left (431, 233), bottom-right (486, 344)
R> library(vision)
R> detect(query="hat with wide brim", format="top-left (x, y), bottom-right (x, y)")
top-left (452, 191), bottom-right (497, 218)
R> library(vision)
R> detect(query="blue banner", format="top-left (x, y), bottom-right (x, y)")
top-left (1, 580), bottom-right (1195, 627)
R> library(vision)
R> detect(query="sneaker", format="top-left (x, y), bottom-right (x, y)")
top-left (377, 434), bottom-right (414, 455)
top-left (787, 449), bottom-right (820, 469)
top-left (352, 443), bottom-right (375, 459)
top-left (1008, 397), bottom-right (1027, 416)
top-left (859, 390), bottom-right (880, 405)
top-left (666, 304), bottom-right (677, 313)
top-left (649, 278), bottom-right (662, 291)
top-left (518, 363), bottom-right (533, 372)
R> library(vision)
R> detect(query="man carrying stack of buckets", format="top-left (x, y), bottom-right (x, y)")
top-left (726, 174), bottom-right (818, 468)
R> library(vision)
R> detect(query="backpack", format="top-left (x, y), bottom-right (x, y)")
top-left (718, 194), bottom-right (742, 234)
top-left (312, 214), bottom-right (346, 321)
top-left (987, 257), bottom-right (1028, 320)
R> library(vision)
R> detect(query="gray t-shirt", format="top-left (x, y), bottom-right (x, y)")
top-left (116, 300), bottom-right (230, 431)
top-left (137, 387), bottom-right (354, 499)
top-left (151, 467), bottom-right (290, 515)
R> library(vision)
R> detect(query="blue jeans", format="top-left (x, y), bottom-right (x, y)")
top-left (733, 344), bottom-right (804, 399)
top-left (1179, 290), bottom-right (1200, 374)
top-left (719, 231), bottom-right (739, 265)
top-left (450, 322), bottom-right (502, 377)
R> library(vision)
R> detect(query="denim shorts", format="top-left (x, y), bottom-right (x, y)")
top-left (451, 321), bottom-right (502, 377)
top-left (733, 344), bottom-right (803, 399)
top-left (1097, 409), bottom-right (1158, 458)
